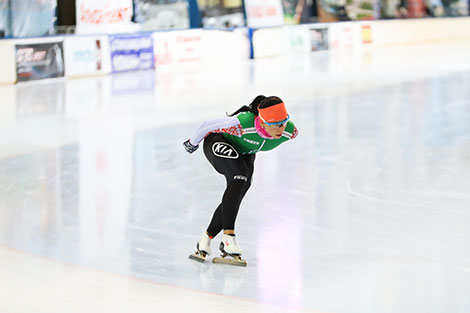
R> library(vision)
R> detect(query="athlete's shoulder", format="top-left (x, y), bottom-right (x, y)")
top-left (236, 111), bottom-right (255, 120)
top-left (236, 112), bottom-right (256, 126)
top-left (282, 120), bottom-right (298, 140)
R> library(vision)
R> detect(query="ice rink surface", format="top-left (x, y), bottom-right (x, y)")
top-left (1, 41), bottom-right (470, 313)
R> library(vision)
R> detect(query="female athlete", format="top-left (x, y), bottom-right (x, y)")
top-left (183, 95), bottom-right (298, 265)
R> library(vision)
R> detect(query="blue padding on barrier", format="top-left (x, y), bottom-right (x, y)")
top-left (248, 28), bottom-right (255, 59)
top-left (188, 0), bottom-right (202, 29)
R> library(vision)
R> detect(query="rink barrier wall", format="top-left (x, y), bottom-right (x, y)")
top-left (0, 40), bottom-right (16, 85)
top-left (2, 17), bottom-right (470, 84)
top-left (370, 17), bottom-right (470, 46)
top-left (251, 23), bottom-right (330, 58)
top-left (327, 22), bottom-right (374, 51)
top-left (250, 17), bottom-right (470, 57)
top-left (251, 25), bottom-right (310, 58)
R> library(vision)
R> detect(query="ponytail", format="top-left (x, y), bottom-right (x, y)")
top-left (227, 95), bottom-right (266, 117)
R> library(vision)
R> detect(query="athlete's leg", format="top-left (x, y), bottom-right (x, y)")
top-left (203, 134), bottom-right (255, 237)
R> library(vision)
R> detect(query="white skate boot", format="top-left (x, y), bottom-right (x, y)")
top-left (220, 234), bottom-right (243, 255)
top-left (212, 234), bottom-right (247, 267)
top-left (188, 232), bottom-right (212, 263)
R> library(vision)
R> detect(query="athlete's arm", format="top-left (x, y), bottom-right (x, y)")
top-left (188, 116), bottom-right (242, 146)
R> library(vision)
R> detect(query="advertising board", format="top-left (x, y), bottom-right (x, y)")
top-left (109, 34), bottom-right (154, 73)
top-left (244, 0), bottom-right (284, 28)
top-left (153, 29), bottom-right (249, 66)
top-left (15, 41), bottom-right (65, 82)
top-left (64, 36), bottom-right (111, 77)
top-left (75, 0), bottom-right (134, 34)
top-left (309, 24), bottom-right (329, 51)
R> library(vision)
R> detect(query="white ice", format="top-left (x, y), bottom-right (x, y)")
top-left (1, 41), bottom-right (470, 313)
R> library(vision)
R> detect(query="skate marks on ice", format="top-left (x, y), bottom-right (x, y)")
top-left (0, 245), bottom-right (319, 313)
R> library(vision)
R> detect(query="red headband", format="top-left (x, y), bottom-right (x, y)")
top-left (258, 102), bottom-right (288, 123)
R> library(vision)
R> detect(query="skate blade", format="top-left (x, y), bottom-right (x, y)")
top-left (212, 256), bottom-right (247, 267)
top-left (188, 253), bottom-right (206, 263)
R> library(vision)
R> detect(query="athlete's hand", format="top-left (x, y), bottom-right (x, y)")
top-left (183, 139), bottom-right (199, 154)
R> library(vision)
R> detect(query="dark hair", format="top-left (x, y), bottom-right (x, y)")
top-left (227, 95), bottom-right (284, 117)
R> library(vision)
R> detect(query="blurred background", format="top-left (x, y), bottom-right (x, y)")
top-left (0, 0), bottom-right (469, 39)
top-left (1, 0), bottom-right (470, 84)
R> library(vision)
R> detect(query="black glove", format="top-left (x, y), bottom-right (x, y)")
top-left (183, 139), bottom-right (199, 154)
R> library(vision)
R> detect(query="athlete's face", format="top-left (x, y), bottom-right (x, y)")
top-left (262, 121), bottom-right (287, 139)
